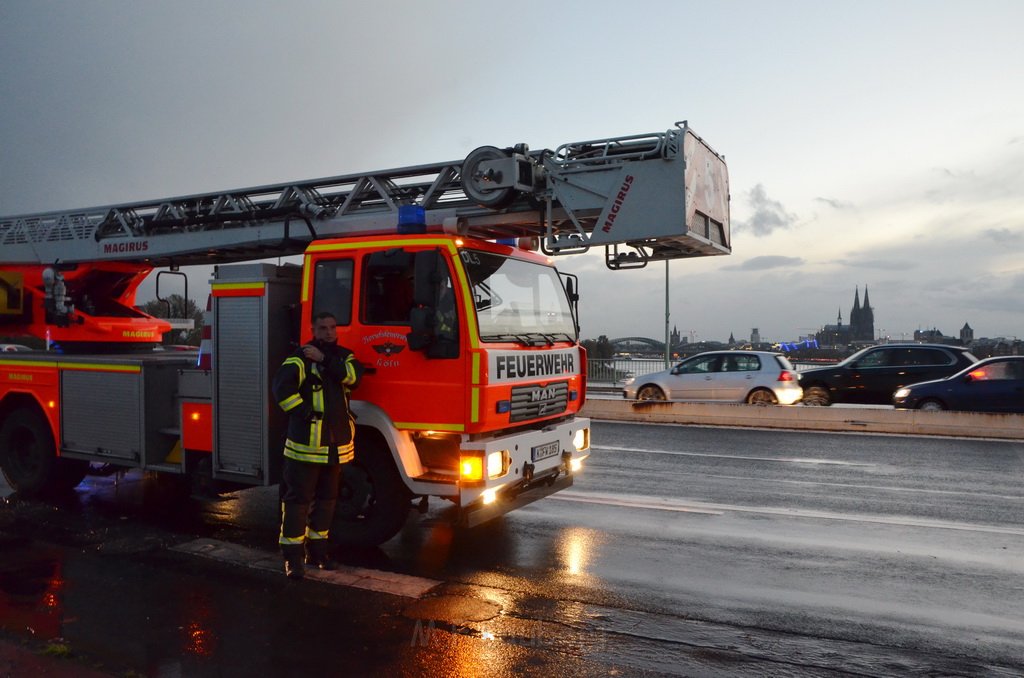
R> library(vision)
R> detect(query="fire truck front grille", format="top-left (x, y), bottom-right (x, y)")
top-left (509, 381), bottom-right (569, 422)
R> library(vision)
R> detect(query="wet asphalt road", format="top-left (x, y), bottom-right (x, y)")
top-left (2, 422), bottom-right (1023, 676)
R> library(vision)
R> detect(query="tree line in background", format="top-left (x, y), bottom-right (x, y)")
top-left (141, 294), bottom-right (204, 346)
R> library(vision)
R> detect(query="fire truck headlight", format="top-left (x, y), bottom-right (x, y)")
top-left (460, 456), bottom-right (483, 481)
top-left (570, 458), bottom-right (583, 473)
top-left (573, 428), bottom-right (590, 452)
top-left (482, 489), bottom-right (497, 505)
top-left (486, 450), bottom-right (507, 479)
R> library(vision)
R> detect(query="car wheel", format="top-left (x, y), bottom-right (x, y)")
top-left (917, 399), bottom-right (946, 412)
top-left (746, 388), bottom-right (778, 406)
top-left (803, 386), bottom-right (831, 407)
top-left (636, 385), bottom-right (666, 401)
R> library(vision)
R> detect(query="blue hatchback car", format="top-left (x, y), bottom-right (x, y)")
top-left (892, 356), bottom-right (1024, 413)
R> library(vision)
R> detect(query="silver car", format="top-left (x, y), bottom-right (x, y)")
top-left (623, 350), bottom-right (803, 405)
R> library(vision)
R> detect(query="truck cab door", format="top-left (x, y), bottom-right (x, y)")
top-left (332, 247), bottom-right (465, 431)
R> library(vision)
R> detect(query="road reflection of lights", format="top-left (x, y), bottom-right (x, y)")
top-left (185, 621), bottom-right (217, 658)
top-left (560, 527), bottom-right (599, 577)
top-left (212, 498), bottom-right (244, 524)
top-left (448, 626), bottom-right (507, 675)
top-left (0, 556), bottom-right (65, 641)
top-left (478, 589), bottom-right (514, 610)
top-left (182, 591), bottom-right (218, 658)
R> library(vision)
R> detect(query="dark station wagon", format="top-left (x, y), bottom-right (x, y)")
top-left (799, 343), bottom-right (977, 406)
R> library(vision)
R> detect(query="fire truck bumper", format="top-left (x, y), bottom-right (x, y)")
top-left (459, 472), bottom-right (574, 528)
top-left (456, 416), bottom-right (590, 528)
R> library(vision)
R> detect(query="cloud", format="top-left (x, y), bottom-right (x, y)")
top-left (835, 257), bottom-right (916, 271)
top-left (723, 255), bottom-right (804, 271)
top-left (982, 227), bottom-right (1023, 244)
top-left (733, 184), bottom-right (797, 237)
top-left (814, 196), bottom-right (854, 210)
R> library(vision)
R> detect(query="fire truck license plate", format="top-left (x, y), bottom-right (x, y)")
top-left (531, 441), bottom-right (560, 462)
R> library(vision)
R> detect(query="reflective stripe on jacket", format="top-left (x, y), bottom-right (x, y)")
top-left (272, 345), bottom-right (362, 464)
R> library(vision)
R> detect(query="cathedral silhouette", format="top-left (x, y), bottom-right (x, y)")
top-left (816, 286), bottom-right (875, 347)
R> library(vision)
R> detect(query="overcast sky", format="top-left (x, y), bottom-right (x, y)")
top-left (2, 1), bottom-right (1022, 344)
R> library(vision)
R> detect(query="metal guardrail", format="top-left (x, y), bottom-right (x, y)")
top-left (587, 358), bottom-right (665, 386)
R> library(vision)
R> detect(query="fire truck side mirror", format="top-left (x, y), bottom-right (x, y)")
top-left (564, 276), bottom-right (578, 303)
top-left (412, 250), bottom-right (442, 307)
top-left (408, 250), bottom-right (441, 352)
top-left (408, 307), bottom-right (433, 351)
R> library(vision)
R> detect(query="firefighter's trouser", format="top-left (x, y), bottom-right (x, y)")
top-left (279, 457), bottom-right (342, 558)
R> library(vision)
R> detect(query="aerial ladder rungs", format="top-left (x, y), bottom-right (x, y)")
top-left (0, 121), bottom-right (729, 269)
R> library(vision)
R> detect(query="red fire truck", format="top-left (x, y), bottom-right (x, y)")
top-left (0, 121), bottom-right (730, 545)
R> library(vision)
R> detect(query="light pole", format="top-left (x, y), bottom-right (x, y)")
top-left (664, 260), bottom-right (670, 368)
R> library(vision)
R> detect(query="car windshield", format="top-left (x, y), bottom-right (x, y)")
top-left (460, 249), bottom-right (576, 342)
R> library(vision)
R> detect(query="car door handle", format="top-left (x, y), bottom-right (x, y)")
top-left (704, 376), bottom-right (713, 380)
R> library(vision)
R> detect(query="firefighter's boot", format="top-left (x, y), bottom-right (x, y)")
top-left (305, 539), bottom-right (338, 571)
top-left (281, 544), bottom-right (305, 580)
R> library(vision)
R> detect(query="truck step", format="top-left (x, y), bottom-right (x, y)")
top-left (412, 470), bottom-right (458, 484)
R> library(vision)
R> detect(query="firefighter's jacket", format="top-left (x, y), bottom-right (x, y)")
top-left (272, 342), bottom-right (363, 464)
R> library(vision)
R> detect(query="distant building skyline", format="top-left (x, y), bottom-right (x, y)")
top-left (596, 285), bottom-right (1019, 355)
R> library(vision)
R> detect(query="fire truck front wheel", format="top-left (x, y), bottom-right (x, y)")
top-left (332, 433), bottom-right (411, 547)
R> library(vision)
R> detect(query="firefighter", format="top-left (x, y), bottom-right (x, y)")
top-left (272, 311), bottom-right (363, 579)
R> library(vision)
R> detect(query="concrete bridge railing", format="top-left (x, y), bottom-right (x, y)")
top-left (580, 399), bottom-right (1024, 441)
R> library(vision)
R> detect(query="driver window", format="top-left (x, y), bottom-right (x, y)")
top-left (971, 362), bottom-right (1013, 380)
top-left (362, 250), bottom-right (415, 325)
top-left (680, 356), bottom-right (719, 374)
top-left (858, 349), bottom-right (891, 368)
top-left (312, 259), bottom-right (354, 325)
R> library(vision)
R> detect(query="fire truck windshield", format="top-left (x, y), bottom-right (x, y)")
top-left (460, 249), bottom-right (576, 342)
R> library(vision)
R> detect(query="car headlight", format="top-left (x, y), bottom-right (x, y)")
top-left (894, 387), bottom-right (910, 399)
